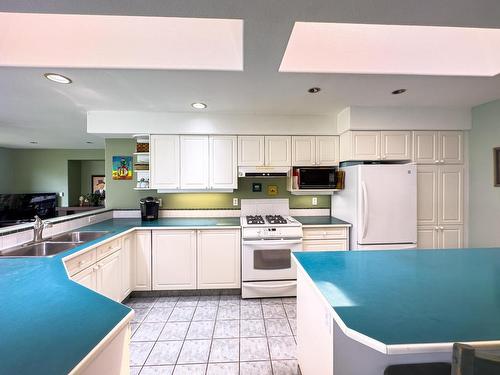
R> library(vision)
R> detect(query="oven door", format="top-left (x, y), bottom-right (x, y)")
top-left (242, 239), bottom-right (302, 281)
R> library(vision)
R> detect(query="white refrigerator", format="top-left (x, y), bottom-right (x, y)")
top-left (333, 163), bottom-right (417, 250)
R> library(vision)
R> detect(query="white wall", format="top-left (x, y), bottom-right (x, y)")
top-left (87, 111), bottom-right (337, 136)
top-left (337, 106), bottom-right (471, 133)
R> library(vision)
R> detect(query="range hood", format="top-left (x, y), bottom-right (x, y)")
top-left (238, 166), bottom-right (291, 178)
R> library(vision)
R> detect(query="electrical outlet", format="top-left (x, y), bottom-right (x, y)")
top-left (233, 198), bottom-right (239, 206)
top-left (312, 197), bottom-right (318, 206)
top-left (88, 215), bottom-right (96, 223)
top-left (158, 198), bottom-right (163, 207)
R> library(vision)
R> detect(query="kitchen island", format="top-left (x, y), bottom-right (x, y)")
top-left (293, 249), bottom-right (500, 375)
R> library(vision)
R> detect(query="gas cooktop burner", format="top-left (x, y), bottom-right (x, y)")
top-left (265, 215), bottom-right (288, 224)
top-left (246, 215), bottom-right (265, 225)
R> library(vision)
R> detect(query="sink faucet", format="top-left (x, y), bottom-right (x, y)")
top-left (33, 216), bottom-right (53, 242)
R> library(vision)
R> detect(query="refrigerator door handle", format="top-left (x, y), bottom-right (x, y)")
top-left (361, 181), bottom-right (368, 239)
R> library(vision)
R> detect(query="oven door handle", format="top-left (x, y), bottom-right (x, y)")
top-left (244, 281), bottom-right (297, 289)
top-left (242, 239), bottom-right (303, 246)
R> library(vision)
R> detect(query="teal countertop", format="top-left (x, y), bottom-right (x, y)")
top-left (294, 249), bottom-right (500, 346)
top-left (0, 217), bottom-right (241, 375)
top-left (294, 216), bottom-right (351, 226)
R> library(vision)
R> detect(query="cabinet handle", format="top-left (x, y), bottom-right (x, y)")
top-left (440, 226), bottom-right (444, 230)
top-left (93, 266), bottom-right (99, 271)
top-left (440, 160), bottom-right (444, 164)
top-left (434, 226), bottom-right (439, 230)
top-left (434, 160), bottom-right (439, 164)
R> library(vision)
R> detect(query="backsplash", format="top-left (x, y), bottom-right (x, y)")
top-left (105, 139), bottom-right (332, 210)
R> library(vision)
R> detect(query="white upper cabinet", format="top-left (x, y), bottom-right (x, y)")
top-left (150, 135), bottom-right (180, 189)
top-left (238, 136), bottom-right (264, 166)
top-left (180, 135), bottom-right (209, 189)
top-left (316, 136), bottom-right (340, 165)
top-left (413, 131), bottom-right (463, 164)
top-left (292, 136), bottom-right (316, 166)
top-left (380, 131), bottom-right (411, 160)
top-left (209, 136), bottom-right (237, 189)
top-left (352, 131), bottom-right (381, 160)
top-left (440, 131), bottom-right (464, 164)
top-left (265, 136), bottom-right (291, 166)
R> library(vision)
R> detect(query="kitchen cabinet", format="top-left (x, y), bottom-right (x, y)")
top-left (152, 230), bottom-right (197, 290)
top-left (438, 165), bottom-right (463, 225)
top-left (197, 229), bottom-right (241, 289)
top-left (380, 131), bottom-right (412, 160)
top-left (96, 251), bottom-right (122, 302)
top-left (209, 136), bottom-right (237, 189)
top-left (180, 135), bottom-right (209, 189)
top-left (412, 131), bottom-right (463, 164)
top-left (150, 135), bottom-right (180, 189)
top-left (292, 136), bottom-right (339, 166)
top-left (238, 136), bottom-right (264, 166)
top-left (417, 225), bottom-right (463, 249)
top-left (302, 226), bottom-right (349, 251)
top-left (417, 165), bottom-right (439, 226)
top-left (132, 231), bottom-right (152, 291)
top-left (265, 136), bottom-right (291, 166)
top-left (417, 226), bottom-right (439, 249)
top-left (72, 265), bottom-right (97, 291)
top-left (120, 233), bottom-right (133, 300)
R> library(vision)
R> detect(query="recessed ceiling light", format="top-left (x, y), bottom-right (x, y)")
top-left (86, 141), bottom-right (94, 144)
top-left (391, 89), bottom-right (407, 95)
top-left (191, 102), bottom-right (207, 109)
top-left (29, 141), bottom-right (38, 144)
top-left (308, 87), bottom-right (321, 94)
top-left (43, 73), bottom-right (72, 84)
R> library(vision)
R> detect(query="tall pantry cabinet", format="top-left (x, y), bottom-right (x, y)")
top-left (414, 131), bottom-right (465, 249)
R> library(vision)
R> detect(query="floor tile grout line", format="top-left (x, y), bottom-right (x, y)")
top-left (204, 298), bottom-right (219, 375)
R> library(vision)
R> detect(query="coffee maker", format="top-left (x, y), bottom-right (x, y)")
top-left (139, 197), bottom-right (159, 221)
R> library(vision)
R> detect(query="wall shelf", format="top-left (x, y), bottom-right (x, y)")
top-left (289, 189), bottom-right (339, 196)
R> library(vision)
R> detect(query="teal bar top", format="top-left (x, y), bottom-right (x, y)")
top-left (0, 217), bottom-right (240, 375)
top-left (294, 216), bottom-right (351, 226)
top-left (294, 249), bottom-right (500, 346)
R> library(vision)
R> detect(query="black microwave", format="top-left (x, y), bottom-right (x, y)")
top-left (297, 167), bottom-right (337, 189)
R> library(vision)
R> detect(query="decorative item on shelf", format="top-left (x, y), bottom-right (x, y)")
top-left (136, 142), bottom-right (149, 153)
top-left (78, 195), bottom-right (84, 207)
top-left (112, 156), bottom-right (133, 180)
top-left (292, 168), bottom-right (299, 190)
top-left (137, 178), bottom-right (150, 189)
top-left (134, 163), bottom-right (149, 171)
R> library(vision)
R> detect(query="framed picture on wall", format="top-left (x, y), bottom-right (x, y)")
top-left (92, 175), bottom-right (106, 199)
top-left (494, 147), bottom-right (500, 187)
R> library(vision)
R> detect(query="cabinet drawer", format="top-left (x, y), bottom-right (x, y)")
top-left (96, 238), bottom-right (122, 260)
top-left (303, 227), bottom-right (348, 240)
top-left (65, 249), bottom-right (96, 276)
top-left (302, 240), bottom-right (348, 251)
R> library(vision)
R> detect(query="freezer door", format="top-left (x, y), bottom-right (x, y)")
top-left (353, 243), bottom-right (417, 251)
top-left (358, 164), bottom-right (417, 245)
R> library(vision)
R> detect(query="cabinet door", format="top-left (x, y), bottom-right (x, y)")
top-left (197, 229), bottom-right (241, 289)
top-left (96, 251), bottom-right (122, 302)
top-left (209, 136), bottom-right (237, 189)
top-left (152, 230), bottom-right (197, 290)
top-left (180, 135), bottom-right (209, 189)
top-left (71, 266), bottom-right (97, 291)
top-left (412, 131), bottom-right (438, 164)
top-left (439, 131), bottom-right (463, 164)
top-left (292, 136), bottom-right (315, 166)
top-left (133, 231), bottom-right (152, 291)
top-left (439, 225), bottom-right (463, 248)
top-left (316, 136), bottom-right (340, 166)
top-left (417, 165), bottom-right (439, 226)
top-left (265, 136), bottom-right (291, 166)
top-left (120, 233), bottom-right (133, 301)
top-left (381, 131), bottom-right (411, 160)
top-left (150, 135), bottom-right (180, 189)
top-left (238, 136), bottom-right (264, 166)
top-left (438, 165), bottom-right (463, 225)
top-left (351, 131), bottom-right (380, 160)
top-left (302, 240), bottom-right (347, 251)
top-left (417, 226), bottom-right (439, 249)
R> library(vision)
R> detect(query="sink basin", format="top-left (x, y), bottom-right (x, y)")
top-left (50, 231), bottom-right (109, 243)
top-left (0, 242), bottom-right (82, 257)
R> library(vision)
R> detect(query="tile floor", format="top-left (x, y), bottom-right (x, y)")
top-left (126, 295), bottom-right (299, 375)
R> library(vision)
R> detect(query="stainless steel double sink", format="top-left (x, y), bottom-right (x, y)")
top-left (0, 231), bottom-right (110, 257)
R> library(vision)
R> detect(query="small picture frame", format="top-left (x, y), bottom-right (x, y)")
top-left (494, 147), bottom-right (500, 187)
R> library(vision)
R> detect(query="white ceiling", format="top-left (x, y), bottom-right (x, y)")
top-left (1, 0), bottom-right (500, 149)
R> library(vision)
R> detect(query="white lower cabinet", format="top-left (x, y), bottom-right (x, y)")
top-left (197, 229), bottom-right (240, 289)
top-left (151, 229), bottom-right (241, 291)
top-left (96, 251), bottom-right (122, 302)
top-left (72, 265), bottom-right (97, 291)
top-left (120, 233), bottom-right (133, 300)
top-left (152, 230), bottom-right (197, 290)
top-left (302, 226), bottom-right (350, 251)
top-left (417, 225), bottom-right (463, 249)
top-left (133, 231), bottom-right (152, 291)
top-left (302, 240), bottom-right (347, 251)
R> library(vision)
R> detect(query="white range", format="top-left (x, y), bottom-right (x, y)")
top-left (240, 199), bottom-right (303, 298)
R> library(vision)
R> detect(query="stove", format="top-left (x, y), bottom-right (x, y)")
top-left (240, 199), bottom-right (303, 299)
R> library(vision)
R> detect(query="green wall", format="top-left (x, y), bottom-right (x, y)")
top-left (470, 100), bottom-right (500, 247)
top-left (67, 160), bottom-right (82, 206)
top-left (105, 139), bottom-right (331, 210)
top-left (0, 147), bottom-right (14, 194)
top-left (6, 149), bottom-right (105, 206)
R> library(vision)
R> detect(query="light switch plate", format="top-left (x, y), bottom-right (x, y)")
top-left (233, 198), bottom-right (238, 206)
